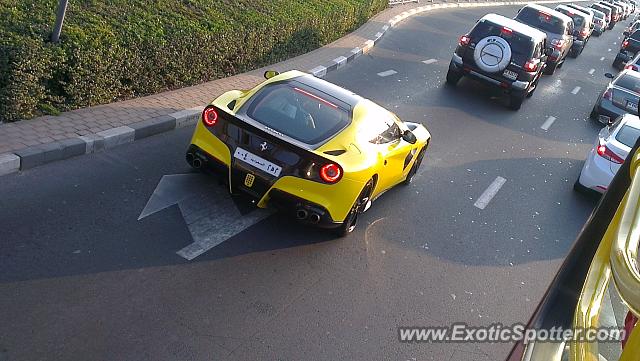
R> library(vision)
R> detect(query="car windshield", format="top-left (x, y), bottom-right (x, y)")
top-left (516, 7), bottom-right (566, 33)
top-left (245, 82), bottom-right (351, 145)
top-left (615, 123), bottom-right (640, 147)
top-left (614, 74), bottom-right (640, 92)
top-left (469, 20), bottom-right (535, 60)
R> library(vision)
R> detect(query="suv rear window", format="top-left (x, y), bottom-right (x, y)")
top-left (245, 82), bottom-right (351, 145)
top-left (615, 124), bottom-right (640, 147)
top-left (469, 21), bottom-right (535, 61)
top-left (614, 74), bottom-right (640, 92)
top-left (516, 7), bottom-right (566, 34)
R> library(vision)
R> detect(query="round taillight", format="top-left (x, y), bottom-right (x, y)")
top-left (202, 107), bottom-right (218, 127)
top-left (319, 163), bottom-right (342, 183)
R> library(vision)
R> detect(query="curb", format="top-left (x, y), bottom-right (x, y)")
top-left (0, 0), bottom-right (587, 175)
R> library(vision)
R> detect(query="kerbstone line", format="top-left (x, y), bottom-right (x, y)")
top-left (97, 126), bottom-right (135, 149)
top-left (0, 153), bottom-right (20, 176)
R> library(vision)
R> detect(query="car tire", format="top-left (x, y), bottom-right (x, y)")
top-left (403, 148), bottom-right (426, 185)
top-left (590, 107), bottom-right (598, 120)
top-left (446, 69), bottom-right (462, 86)
top-left (613, 59), bottom-right (623, 69)
top-left (544, 62), bottom-right (557, 75)
top-left (334, 179), bottom-right (374, 237)
top-left (508, 93), bottom-right (525, 110)
top-left (573, 179), bottom-right (594, 194)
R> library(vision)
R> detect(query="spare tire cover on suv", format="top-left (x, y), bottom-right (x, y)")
top-left (473, 36), bottom-right (512, 73)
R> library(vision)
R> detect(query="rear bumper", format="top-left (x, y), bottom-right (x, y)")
top-left (594, 100), bottom-right (631, 123)
top-left (578, 149), bottom-right (615, 193)
top-left (186, 143), bottom-right (363, 224)
top-left (449, 54), bottom-right (529, 92)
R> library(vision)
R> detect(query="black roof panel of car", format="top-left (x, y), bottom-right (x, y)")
top-left (520, 3), bottom-right (574, 24)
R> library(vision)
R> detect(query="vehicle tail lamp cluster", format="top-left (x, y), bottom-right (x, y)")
top-left (580, 29), bottom-right (589, 37)
top-left (603, 88), bottom-right (613, 100)
top-left (551, 38), bottom-right (564, 50)
top-left (459, 35), bottom-right (471, 46)
top-left (623, 40), bottom-right (630, 49)
top-left (319, 163), bottom-right (343, 183)
top-left (524, 59), bottom-right (539, 72)
top-left (202, 107), bottom-right (218, 127)
top-left (625, 64), bottom-right (639, 71)
top-left (597, 140), bottom-right (625, 164)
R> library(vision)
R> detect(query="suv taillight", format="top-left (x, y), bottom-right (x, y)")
top-left (625, 64), bottom-right (639, 71)
top-left (623, 40), bottom-right (630, 49)
top-left (580, 29), bottom-right (589, 37)
top-left (524, 59), bottom-right (538, 72)
top-left (551, 38), bottom-right (564, 50)
top-left (603, 88), bottom-right (613, 100)
top-left (459, 35), bottom-right (470, 46)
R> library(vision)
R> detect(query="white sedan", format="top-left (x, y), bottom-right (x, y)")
top-left (575, 113), bottom-right (640, 193)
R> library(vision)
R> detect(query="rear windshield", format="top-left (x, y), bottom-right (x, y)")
top-left (631, 30), bottom-right (640, 40)
top-left (556, 8), bottom-right (585, 27)
top-left (516, 7), bottom-right (566, 34)
top-left (614, 74), bottom-right (640, 92)
top-left (615, 124), bottom-right (640, 147)
top-left (592, 5), bottom-right (611, 15)
top-left (245, 82), bottom-right (350, 145)
top-left (470, 21), bottom-right (535, 59)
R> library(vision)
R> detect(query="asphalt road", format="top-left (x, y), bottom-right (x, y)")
top-left (0, 3), bottom-right (625, 361)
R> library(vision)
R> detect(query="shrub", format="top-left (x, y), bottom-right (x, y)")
top-left (0, 0), bottom-right (387, 122)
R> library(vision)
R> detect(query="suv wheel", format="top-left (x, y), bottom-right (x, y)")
top-left (544, 62), bottom-right (557, 75)
top-left (446, 69), bottom-right (462, 86)
top-left (508, 92), bottom-right (525, 110)
top-left (613, 58), bottom-right (623, 69)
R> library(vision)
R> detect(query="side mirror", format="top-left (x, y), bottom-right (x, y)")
top-left (605, 72), bottom-right (615, 79)
top-left (544, 47), bottom-right (554, 56)
top-left (402, 130), bottom-right (417, 144)
top-left (264, 70), bottom-right (280, 79)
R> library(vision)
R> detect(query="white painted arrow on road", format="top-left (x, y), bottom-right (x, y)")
top-left (138, 174), bottom-right (273, 260)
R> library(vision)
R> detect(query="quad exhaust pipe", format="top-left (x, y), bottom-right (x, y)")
top-left (296, 209), bottom-right (308, 220)
top-left (308, 213), bottom-right (320, 224)
top-left (186, 152), bottom-right (203, 169)
top-left (296, 208), bottom-right (321, 224)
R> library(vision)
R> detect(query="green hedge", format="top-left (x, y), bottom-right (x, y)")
top-left (0, 0), bottom-right (387, 122)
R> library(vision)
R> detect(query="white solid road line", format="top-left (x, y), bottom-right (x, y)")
top-left (600, 56), bottom-right (605, 61)
top-left (422, 59), bottom-right (438, 65)
top-left (588, 69), bottom-right (595, 75)
top-left (541, 116), bottom-right (556, 131)
top-left (377, 69), bottom-right (398, 77)
top-left (474, 177), bottom-right (507, 210)
top-left (571, 86), bottom-right (581, 95)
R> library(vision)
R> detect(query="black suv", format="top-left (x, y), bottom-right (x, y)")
top-left (614, 29), bottom-right (640, 68)
top-left (447, 13), bottom-right (550, 110)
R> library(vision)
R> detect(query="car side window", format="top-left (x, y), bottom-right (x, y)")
top-left (362, 114), bottom-right (402, 144)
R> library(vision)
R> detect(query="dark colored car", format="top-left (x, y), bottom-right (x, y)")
top-left (515, 4), bottom-right (574, 74)
top-left (598, 1), bottom-right (623, 25)
top-left (592, 3), bottom-right (614, 29)
top-left (555, 5), bottom-right (593, 56)
top-left (591, 69), bottom-right (640, 124)
top-left (614, 29), bottom-right (640, 68)
top-left (447, 13), bottom-right (549, 110)
top-left (623, 51), bottom-right (640, 71)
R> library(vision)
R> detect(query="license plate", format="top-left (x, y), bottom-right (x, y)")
top-left (626, 100), bottom-right (638, 111)
top-left (503, 69), bottom-right (518, 80)
top-left (598, 115), bottom-right (611, 124)
top-left (233, 147), bottom-right (282, 177)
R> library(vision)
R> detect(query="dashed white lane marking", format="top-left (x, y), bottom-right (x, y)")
top-left (541, 116), bottom-right (556, 131)
top-left (571, 86), bottom-right (581, 95)
top-left (589, 68), bottom-right (595, 75)
top-left (600, 56), bottom-right (606, 61)
top-left (422, 58), bottom-right (438, 65)
top-left (474, 177), bottom-right (507, 210)
top-left (377, 69), bottom-right (398, 77)
top-left (608, 48), bottom-right (612, 52)
top-left (614, 42), bottom-right (617, 45)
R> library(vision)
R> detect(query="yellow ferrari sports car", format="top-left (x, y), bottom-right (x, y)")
top-left (186, 70), bottom-right (431, 235)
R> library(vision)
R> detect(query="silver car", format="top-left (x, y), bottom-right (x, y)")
top-left (591, 69), bottom-right (640, 124)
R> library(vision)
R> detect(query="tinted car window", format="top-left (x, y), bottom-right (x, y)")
top-left (469, 20), bottom-right (535, 62)
top-left (246, 83), bottom-right (350, 145)
top-left (614, 74), bottom-right (640, 92)
top-left (516, 7), bottom-right (566, 34)
top-left (557, 9), bottom-right (585, 27)
top-left (615, 124), bottom-right (640, 147)
top-left (631, 30), bottom-right (640, 40)
top-left (359, 114), bottom-right (401, 144)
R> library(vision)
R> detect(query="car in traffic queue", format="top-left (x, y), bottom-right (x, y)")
top-left (514, 4), bottom-right (575, 74)
top-left (446, 13), bottom-right (550, 110)
top-left (624, 19), bottom-right (640, 38)
top-left (598, 1), bottom-right (623, 25)
top-left (186, 70), bottom-right (431, 236)
top-left (571, 5), bottom-right (607, 35)
top-left (592, 3), bottom-right (614, 29)
top-left (555, 5), bottom-right (593, 55)
top-left (613, 29), bottom-right (640, 68)
top-left (591, 70), bottom-right (640, 124)
top-left (575, 113), bottom-right (640, 193)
